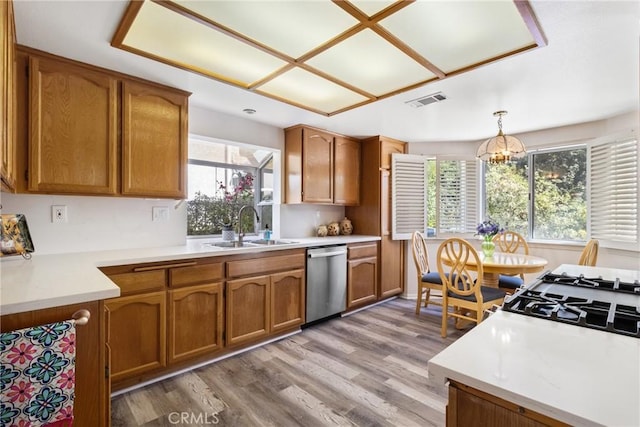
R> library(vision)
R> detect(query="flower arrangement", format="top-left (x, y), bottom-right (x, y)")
top-left (476, 220), bottom-right (503, 242)
top-left (217, 172), bottom-right (254, 228)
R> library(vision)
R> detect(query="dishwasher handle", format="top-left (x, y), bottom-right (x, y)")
top-left (308, 249), bottom-right (347, 259)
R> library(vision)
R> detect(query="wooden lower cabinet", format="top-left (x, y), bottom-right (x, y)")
top-left (379, 236), bottom-right (404, 299)
top-left (168, 282), bottom-right (224, 363)
top-left (0, 300), bottom-right (107, 426)
top-left (347, 242), bottom-right (378, 309)
top-left (447, 381), bottom-right (567, 427)
top-left (271, 269), bottom-right (305, 332)
top-left (226, 275), bottom-right (270, 347)
top-left (104, 250), bottom-right (306, 390)
top-left (226, 269), bottom-right (305, 346)
top-left (105, 291), bottom-right (166, 383)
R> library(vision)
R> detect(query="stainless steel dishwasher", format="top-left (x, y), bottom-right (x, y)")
top-left (306, 245), bottom-right (347, 323)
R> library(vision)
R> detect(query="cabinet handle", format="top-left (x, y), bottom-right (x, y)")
top-left (72, 309), bottom-right (91, 326)
top-left (308, 250), bottom-right (347, 258)
top-left (133, 261), bottom-right (197, 272)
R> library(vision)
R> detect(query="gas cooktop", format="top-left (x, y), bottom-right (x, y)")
top-left (502, 271), bottom-right (640, 338)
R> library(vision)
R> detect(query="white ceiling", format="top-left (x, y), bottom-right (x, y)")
top-left (13, 1), bottom-right (640, 144)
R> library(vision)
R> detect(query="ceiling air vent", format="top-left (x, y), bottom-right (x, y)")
top-left (405, 92), bottom-right (447, 108)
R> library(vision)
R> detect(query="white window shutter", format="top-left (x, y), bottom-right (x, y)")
top-left (437, 158), bottom-right (478, 234)
top-left (391, 153), bottom-right (427, 240)
top-left (589, 136), bottom-right (639, 249)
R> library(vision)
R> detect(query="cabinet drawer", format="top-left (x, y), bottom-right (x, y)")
top-left (106, 270), bottom-right (166, 296)
top-left (348, 243), bottom-right (378, 259)
top-left (227, 252), bottom-right (305, 278)
top-left (169, 262), bottom-right (223, 288)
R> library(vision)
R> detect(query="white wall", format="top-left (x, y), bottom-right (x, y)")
top-left (0, 105), bottom-right (345, 254)
top-left (280, 204), bottom-right (345, 238)
top-left (0, 193), bottom-right (187, 254)
top-left (403, 111), bottom-right (640, 298)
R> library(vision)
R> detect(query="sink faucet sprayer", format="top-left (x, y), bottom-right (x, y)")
top-left (237, 205), bottom-right (260, 245)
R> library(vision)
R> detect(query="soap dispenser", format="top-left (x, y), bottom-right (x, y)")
top-left (263, 224), bottom-right (272, 241)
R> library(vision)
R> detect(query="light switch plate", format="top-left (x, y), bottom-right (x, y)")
top-left (152, 206), bottom-right (169, 222)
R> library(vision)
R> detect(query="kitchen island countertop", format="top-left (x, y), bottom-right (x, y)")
top-left (1, 235), bottom-right (380, 315)
top-left (428, 264), bottom-right (640, 427)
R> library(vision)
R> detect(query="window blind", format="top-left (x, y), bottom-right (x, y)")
top-left (438, 159), bottom-right (478, 234)
top-left (589, 137), bottom-right (639, 249)
top-left (391, 154), bottom-right (427, 240)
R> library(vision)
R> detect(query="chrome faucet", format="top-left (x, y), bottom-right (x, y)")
top-left (237, 205), bottom-right (260, 245)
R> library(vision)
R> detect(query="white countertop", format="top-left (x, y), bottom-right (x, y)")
top-left (428, 263), bottom-right (640, 427)
top-left (0, 235), bottom-right (379, 316)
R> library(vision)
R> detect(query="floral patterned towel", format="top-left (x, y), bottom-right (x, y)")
top-left (0, 320), bottom-right (76, 426)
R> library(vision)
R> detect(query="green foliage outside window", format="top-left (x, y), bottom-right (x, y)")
top-left (485, 148), bottom-right (587, 241)
top-left (187, 171), bottom-right (256, 236)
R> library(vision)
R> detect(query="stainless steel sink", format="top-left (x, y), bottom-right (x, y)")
top-left (204, 241), bottom-right (253, 248)
top-left (247, 239), bottom-right (298, 246)
top-left (202, 239), bottom-right (298, 250)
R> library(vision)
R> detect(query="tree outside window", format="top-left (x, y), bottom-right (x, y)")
top-left (484, 147), bottom-right (587, 241)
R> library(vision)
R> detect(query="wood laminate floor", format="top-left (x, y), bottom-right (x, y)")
top-left (111, 298), bottom-right (465, 427)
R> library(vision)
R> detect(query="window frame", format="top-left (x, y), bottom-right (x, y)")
top-left (186, 134), bottom-right (281, 239)
top-left (481, 134), bottom-right (639, 250)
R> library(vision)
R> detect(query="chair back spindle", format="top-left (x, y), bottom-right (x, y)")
top-left (578, 239), bottom-right (599, 266)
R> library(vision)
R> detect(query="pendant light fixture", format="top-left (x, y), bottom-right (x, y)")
top-left (476, 111), bottom-right (526, 164)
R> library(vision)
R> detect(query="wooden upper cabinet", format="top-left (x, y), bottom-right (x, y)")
top-left (121, 81), bottom-right (187, 198)
top-left (380, 137), bottom-right (406, 169)
top-left (333, 136), bottom-right (360, 205)
top-left (285, 125), bottom-right (360, 205)
top-left (1, 0), bottom-right (17, 192)
top-left (303, 128), bottom-right (334, 203)
top-left (28, 56), bottom-right (119, 194)
top-left (16, 47), bottom-right (189, 198)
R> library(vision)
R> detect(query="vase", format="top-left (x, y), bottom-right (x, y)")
top-left (481, 238), bottom-right (495, 257)
top-left (339, 217), bottom-right (353, 235)
top-left (222, 225), bottom-right (235, 241)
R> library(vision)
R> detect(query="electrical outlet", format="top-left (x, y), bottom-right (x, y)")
top-left (152, 206), bottom-right (169, 222)
top-left (52, 205), bottom-right (67, 223)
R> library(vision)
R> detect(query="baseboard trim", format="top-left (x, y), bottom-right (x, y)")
top-left (341, 296), bottom-right (398, 317)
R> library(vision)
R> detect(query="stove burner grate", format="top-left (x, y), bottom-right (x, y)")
top-left (541, 272), bottom-right (640, 294)
top-left (503, 290), bottom-right (640, 338)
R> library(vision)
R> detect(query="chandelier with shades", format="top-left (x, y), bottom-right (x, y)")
top-left (476, 111), bottom-right (526, 164)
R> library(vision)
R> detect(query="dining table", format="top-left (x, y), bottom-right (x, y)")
top-left (442, 251), bottom-right (548, 287)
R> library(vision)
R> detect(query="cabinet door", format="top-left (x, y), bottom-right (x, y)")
top-left (1, 301), bottom-right (106, 426)
top-left (347, 257), bottom-right (378, 308)
top-left (379, 236), bottom-right (404, 298)
top-left (106, 291), bottom-right (166, 383)
top-left (270, 269), bottom-right (305, 332)
top-left (1, 0), bottom-right (16, 191)
top-left (28, 56), bottom-right (118, 194)
top-left (380, 139), bottom-right (406, 169)
top-left (121, 81), bottom-right (187, 198)
top-left (226, 275), bottom-right (270, 346)
top-left (334, 136), bottom-right (360, 205)
top-left (302, 129), bottom-right (333, 203)
top-left (168, 283), bottom-right (224, 363)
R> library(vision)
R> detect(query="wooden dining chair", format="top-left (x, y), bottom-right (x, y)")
top-left (411, 231), bottom-right (443, 314)
top-left (437, 238), bottom-right (507, 338)
top-left (493, 231), bottom-right (529, 292)
top-left (578, 239), bottom-right (599, 266)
